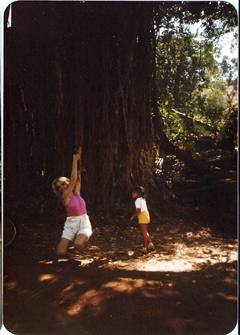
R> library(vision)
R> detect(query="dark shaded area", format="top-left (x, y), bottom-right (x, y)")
top-left (4, 1), bottom-right (160, 206)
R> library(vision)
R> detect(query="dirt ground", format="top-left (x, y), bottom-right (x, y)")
top-left (3, 147), bottom-right (238, 335)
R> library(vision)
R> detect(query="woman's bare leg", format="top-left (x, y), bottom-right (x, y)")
top-left (57, 238), bottom-right (71, 257)
top-left (74, 234), bottom-right (88, 251)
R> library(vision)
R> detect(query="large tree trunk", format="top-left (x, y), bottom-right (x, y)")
top-left (4, 1), bottom-right (232, 211)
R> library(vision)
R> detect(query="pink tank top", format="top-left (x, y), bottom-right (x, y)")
top-left (65, 192), bottom-right (87, 216)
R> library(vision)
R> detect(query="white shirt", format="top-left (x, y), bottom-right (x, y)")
top-left (135, 197), bottom-right (148, 212)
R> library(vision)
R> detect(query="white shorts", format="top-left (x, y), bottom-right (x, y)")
top-left (61, 214), bottom-right (92, 241)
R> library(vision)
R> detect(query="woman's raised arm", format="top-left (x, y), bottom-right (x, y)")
top-left (74, 146), bottom-right (82, 194)
top-left (61, 152), bottom-right (81, 204)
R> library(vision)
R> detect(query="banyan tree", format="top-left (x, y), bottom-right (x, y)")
top-left (3, 1), bottom-right (237, 217)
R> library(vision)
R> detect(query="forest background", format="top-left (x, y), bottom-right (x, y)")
top-left (2, 1), bottom-right (238, 220)
top-left (0, 1), bottom-right (238, 335)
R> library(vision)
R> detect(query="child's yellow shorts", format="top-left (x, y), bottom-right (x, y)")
top-left (138, 211), bottom-right (150, 224)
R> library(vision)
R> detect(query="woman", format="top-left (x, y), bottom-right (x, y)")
top-left (52, 147), bottom-right (92, 257)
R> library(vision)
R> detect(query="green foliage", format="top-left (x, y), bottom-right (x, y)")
top-left (156, 26), bottom-right (221, 111)
top-left (161, 77), bottom-right (237, 151)
top-left (221, 56), bottom-right (238, 85)
top-left (162, 109), bottom-right (197, 151)
top-left (156, 10), bottom-right (237, 152)
top-left (198, 81), bottom-right (228, 125)
top-left (154, 2), bottom-right (238, 33)
top-left (217, 105), bottom-right (238, 144)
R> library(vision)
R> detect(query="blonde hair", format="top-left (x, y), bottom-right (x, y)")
top-left (52, 177), bottom-right (70, 198)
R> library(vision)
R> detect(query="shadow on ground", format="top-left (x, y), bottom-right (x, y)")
top-left (3, 221), bottom-right (237, 335)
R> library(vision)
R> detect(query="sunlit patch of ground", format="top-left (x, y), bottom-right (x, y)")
top-left (74, 225), bottom-right (238, 273)
top-left (36, 220), bottom-right (237, 275)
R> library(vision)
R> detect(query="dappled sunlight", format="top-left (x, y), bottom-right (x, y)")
top-left (79, 259), bottom-right (95, 266)
top-left (65, 277), bottom-right (167, 317)
top-left (39, 260), bottom-right (56, 265)
top-left (222, 277), bottom-right (236, 285)
top-left (73, 220), bottom-right (238, 276)
top-left (67, 289), bottom-right (103, 316)
top-left (213, 292), bottom-right (237, 301)
top-left (4, 280), bottom-right (17, 290)
top-left (102, 277), bottom-right (146, 293)
top-left (38, 274), bottom-right (57, 284)
top-left (4, 179), bottom-right (237, 335)
top-left (94, 229), bottom-right (237, 272)
top-left (4, 232), bottom-right (237, 335)
top-left (62, 281), bottom-right (85, 293)
top-left (61, 272), bottom-right (192, 320)
top-left (131, 258), bottom-right (195, 272)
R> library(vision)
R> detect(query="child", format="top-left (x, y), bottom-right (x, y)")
top-left (52, 147), bottom-right (92, 257)
top-left (130, 186), bottom-right (154, 253)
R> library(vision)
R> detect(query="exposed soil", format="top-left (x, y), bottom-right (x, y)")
top-left (3, 146), bottom-right (238, 335)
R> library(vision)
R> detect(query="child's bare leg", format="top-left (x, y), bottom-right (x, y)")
top-left (146, 232), bottom-right (152, 244)
top-left (139, 226), bottom-right (154, 251)
top-left (139, 224), bottom-right (148, 248)
top-left (146, 231), bottom-right (154, 250)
